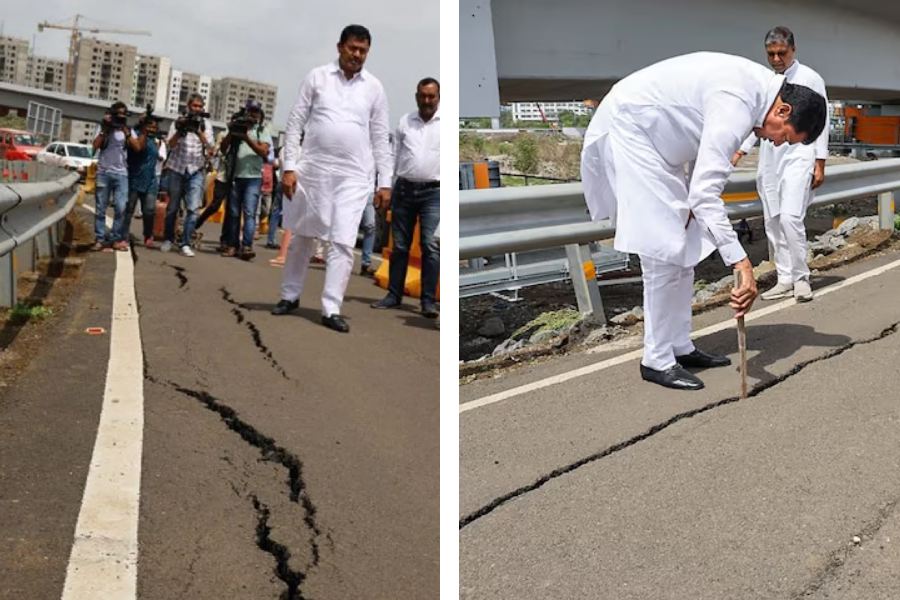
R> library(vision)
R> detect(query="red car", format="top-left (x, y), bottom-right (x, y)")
top-left (0, 128), bottom-right (42, 161)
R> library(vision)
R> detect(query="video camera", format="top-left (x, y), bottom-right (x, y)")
top-left (136, 104), bottom-right (166, 140)
top-left (100, 109), bottom-right (129, 130)
top-left (228, 108), bottom-right (256, 136)
top-left (176, 110), bottom-right (210, 135)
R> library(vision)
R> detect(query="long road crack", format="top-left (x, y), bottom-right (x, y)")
top-left (460, 321), bottom-right (900, 529)
top-left (163, 262), bottom-right (188, 288)
top-left (145, 373), bottom-right (323, 595)
top-left (220, 287), bottom-right (289, 379)
top-left (253, 495), bottom-right (308, 600)
top-left (791, 495), bottom-right (900, 599)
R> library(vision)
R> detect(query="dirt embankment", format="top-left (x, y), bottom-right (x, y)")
top-left (0, 211), bottom-right (94, 389)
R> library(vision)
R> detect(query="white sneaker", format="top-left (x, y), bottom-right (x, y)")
top-left (159, 240), bottom-right (173, 253)
top-left (180, 245), bottom-right (195, 257)
top-left (760, 282), bottom-right (793, 300)
top-left (794, 279), bottom-right (813, 302)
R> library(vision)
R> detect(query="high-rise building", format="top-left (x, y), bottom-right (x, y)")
top-left (25, 55), bottom-right (66, 92)
top-left (0, 36), bottom-right (30, 85)
top-left (72, 37), bottom-right (137, 101)
top-left (132, 54), bottom-right (171, 113)
top-left (69, 37), bottom-right (138, 142)
top-left (509, 101), bottom-right (593, 122)
top-left (209, 77), bottom-right (277, 123)
top-left (168, 71), bottom-right (212, 114)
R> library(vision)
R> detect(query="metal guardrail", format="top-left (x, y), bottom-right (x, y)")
top-left (0, 160), bottom-right (80, 307)
top-left (460, 159), bottom-right (900, 319)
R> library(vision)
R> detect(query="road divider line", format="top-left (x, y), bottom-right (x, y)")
top-left (62, 218), bottom-right (144, 599)
top-left (461, 256), bottom-right (900, 414)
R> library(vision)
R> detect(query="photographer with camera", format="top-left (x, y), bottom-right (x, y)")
top-left (219, 98), bottom-right (272, 260)
top-left (119, 106), bottom-right (163, 248)
top-left (92, 101), bottom-right (142, 251)
top-left (160, 92), bottom-right (214, 257)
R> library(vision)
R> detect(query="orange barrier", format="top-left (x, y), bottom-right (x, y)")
top-left (373, 212), bottom-right (440, 300)
top-left (473, 162), bottom-right (491, 189)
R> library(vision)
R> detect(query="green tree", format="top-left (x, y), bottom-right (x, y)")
top-left (512, 134), bottom-right (539, 174)
top-left (557, 110), bottom-right (576, 127)
top-left (0, 114), bottom-right (27, 130)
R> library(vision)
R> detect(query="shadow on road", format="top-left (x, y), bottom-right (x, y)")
top-left (695, 322), bottom-right (852, 384)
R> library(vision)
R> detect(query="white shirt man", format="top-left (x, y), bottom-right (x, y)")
top-left (581, 51), bottom-right (827, 391)
top-left (371, 78), bottom-right (441, 317)
top-left (734, 28), bottom-right (829, 303)
top-left (273, 25), bottom-right (393, 333)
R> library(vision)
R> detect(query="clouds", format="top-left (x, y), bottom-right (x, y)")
top-left (7, 0), bottom-right (439, 127)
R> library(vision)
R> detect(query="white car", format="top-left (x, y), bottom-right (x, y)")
top-left (36, 142), bottom-right (96, 175)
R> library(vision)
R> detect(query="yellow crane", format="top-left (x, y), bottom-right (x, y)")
top-left (37, 14), bottom-right (151, 94)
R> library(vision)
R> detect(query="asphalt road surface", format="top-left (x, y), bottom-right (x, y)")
top-left (0, 208), bottom-right (439, 600)
top-left (461, 248), bottom-right (900, 599)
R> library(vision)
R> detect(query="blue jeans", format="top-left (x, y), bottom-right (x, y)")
top-left (122, 179), bottom-right (159, 241)
top-left (227, 177), bottom-right (262, 248)
top-left (267, 187), bottom-right (282, 246)
top-left (359, 195), bottom-right (376, 266)
top-left (388, 185), bottom-right (440, 305)
top-left (94, 171), bottom-right (129, 243)
top-left (164, 169), bottom-right (205, 246)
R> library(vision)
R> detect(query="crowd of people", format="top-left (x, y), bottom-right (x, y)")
top-left (90, 23), bottom-right (440, 334)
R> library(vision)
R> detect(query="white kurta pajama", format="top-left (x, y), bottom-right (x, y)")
top-left (740, 60), bottom-right (829, 286)
top-left (280, 61), bottom-right (392, 316)
top-left (581, 52), bottom-right (787, 371)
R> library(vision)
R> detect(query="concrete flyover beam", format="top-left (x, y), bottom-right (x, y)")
top-left (485, 0), bottom-right (900, 103)
top-left (0, 82), bottom-right (227, 133)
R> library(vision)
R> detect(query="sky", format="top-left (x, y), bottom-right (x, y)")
top-left (2, 0), bottom-right (440, 128)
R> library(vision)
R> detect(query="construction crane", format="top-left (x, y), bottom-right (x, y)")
top-left (37, 14), bottom-right (151, 94)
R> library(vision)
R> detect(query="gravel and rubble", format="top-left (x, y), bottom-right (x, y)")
top-left (461, 199), bottom-right (898, 379)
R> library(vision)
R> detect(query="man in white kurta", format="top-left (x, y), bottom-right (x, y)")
top-left (581, 52), bottom-right (827, 390)
top-left (272, 24), bottom-right (392, 333)
top-left (733, 27), bottom-right (829, 303)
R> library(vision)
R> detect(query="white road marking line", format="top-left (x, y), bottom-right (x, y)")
top-left (461, 256), bottom-right (900, 414)
top-left (62, 213), bottom-right (144, 599)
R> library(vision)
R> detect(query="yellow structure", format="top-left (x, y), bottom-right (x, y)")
top-left (373, 212), bottom-right (440, 301)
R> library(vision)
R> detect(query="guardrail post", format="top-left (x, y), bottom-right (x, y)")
top-left (0, 252), bottom-right (14, 308)
top-left (878, 190), bottom-right (896, 230)
top-left (566, 243), bottom-right (605, 323)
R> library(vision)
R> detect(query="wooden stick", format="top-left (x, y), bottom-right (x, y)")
top-left (734, 269), bottom-right (748, 399)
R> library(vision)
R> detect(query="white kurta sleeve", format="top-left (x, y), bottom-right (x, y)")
top-left (739, 132), bottom-right (757, 155)
top-left (283, 73), bottom-right (315, 172)
top-left (369, 83), bottom-right (393, 186)
top-left (688, 92), bottom-right (752, 266)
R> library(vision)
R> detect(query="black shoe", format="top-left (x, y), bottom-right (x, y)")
top-left (421, 302), bottom-right (439, 318)
top-left (675, 349), bottom-right (731, 369)
top-left (271, 299), bottom-right (299, 315)
top-left (359, 264), bottom-right (376, 277)
top-left (640, 364), bottom-right (705, 391)
top-left (371, 296), bottom-right (402, 310)
top-left (321, 314), bottom-right (350, 333)
top-left (265, 242), bottom-right (280, 250)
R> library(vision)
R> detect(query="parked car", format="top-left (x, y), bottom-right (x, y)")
top-left (0, 128), bottom-right (43, 161)
top-left (36, 141), bottom-right (96, 176)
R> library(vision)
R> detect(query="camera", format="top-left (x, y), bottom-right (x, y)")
top-left (176, 110), bottom-right (210, 135)
top-left (228, 108), bottom-right (256, 136)
top-left (137, 105), bottom-right (166, 140)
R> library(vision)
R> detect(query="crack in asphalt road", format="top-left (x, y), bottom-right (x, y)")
top-left (252, 494), bottom-right (309, 600)
top-left (220, 287), bottom-right (290, 379)
top-left (162, 262), bottom-right (188, 288)
top-left (146, 375), bottom-right (324, 571)
top-left (459, 321), bottom-right (900, 529)
top-left (791, 496), bottom-right (900, 599)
